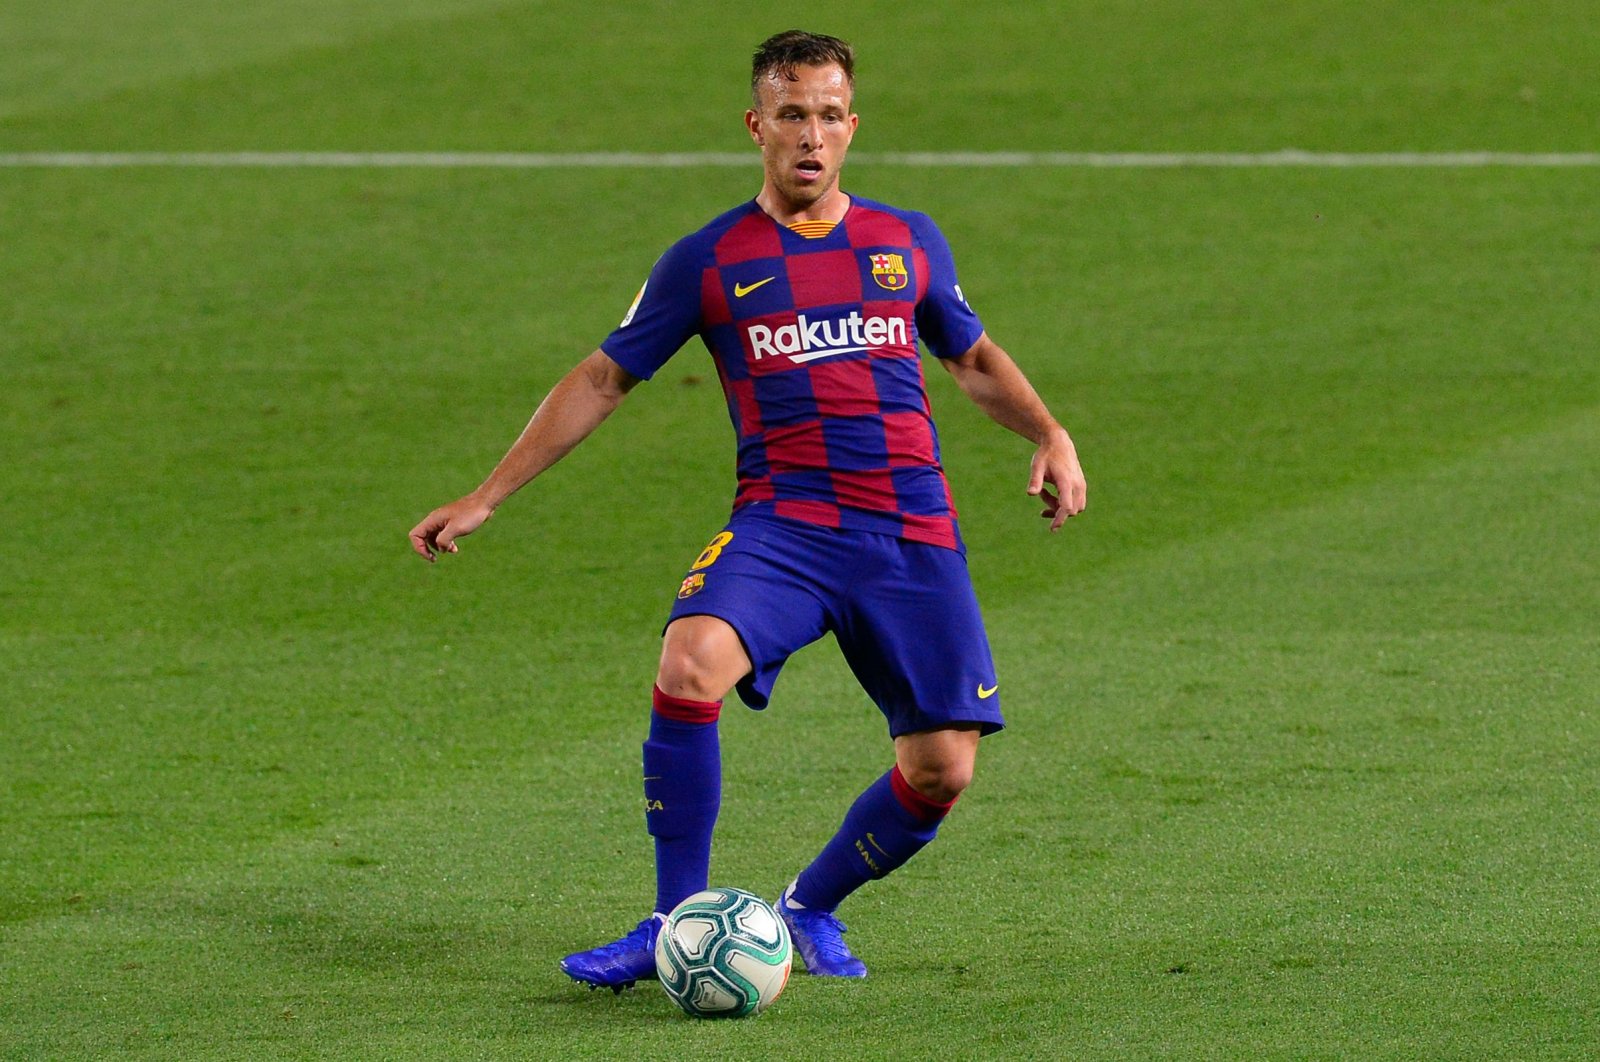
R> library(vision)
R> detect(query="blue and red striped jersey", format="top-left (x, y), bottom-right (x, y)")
top-left (601, 197), bottom-right (984, 552)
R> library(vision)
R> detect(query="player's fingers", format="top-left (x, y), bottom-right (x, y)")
top-left (1031, 486), bottom-right (1069, 531)
top-left (1056, 473), bottom-right (1081, 515)
top-left (1059, 475), bottom-right (1088, 527)
top-left (1049, 467), bottom-right (1086, 518)
top-left (1026, 458), bottom-right (1045, 496)
top-left (408, 524), bottom-right (437, 562)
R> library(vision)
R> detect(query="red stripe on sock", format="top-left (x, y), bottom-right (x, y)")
top-left (652, 685), bottom-right (722, 724)
top-left (889, 764), bottom-right (956, 823)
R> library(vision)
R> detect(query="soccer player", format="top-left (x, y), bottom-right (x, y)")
top-left (409, 30), bottom-right (1086, 987)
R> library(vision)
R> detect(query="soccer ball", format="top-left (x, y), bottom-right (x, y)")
top-left (654, 888), bottom-right (792, 1018)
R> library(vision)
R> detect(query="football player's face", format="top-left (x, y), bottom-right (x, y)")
top-left (746, 63), bottom-right (858, 210)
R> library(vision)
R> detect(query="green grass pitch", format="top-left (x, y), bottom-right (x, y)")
top-left (4, 2), bottom-right (1598, 1058)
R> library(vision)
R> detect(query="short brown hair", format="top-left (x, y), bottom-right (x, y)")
top-left (750, 30), bottom-right (855, 107)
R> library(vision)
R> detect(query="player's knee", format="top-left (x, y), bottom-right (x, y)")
top-left (656, 639), bottom-right (736, 703)
top-left (900, 759), bottom-right (973, 805)
top-left (656, 650), bottom-right (725, 702)
top-left (657, 620), bottom-right (746, 703)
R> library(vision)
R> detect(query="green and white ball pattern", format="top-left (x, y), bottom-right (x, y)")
top-left (655, 888), bottom-right (793, 1018)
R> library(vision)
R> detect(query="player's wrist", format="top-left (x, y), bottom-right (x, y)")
top-left (1036, 423), bottom-right (1071, 449)
top-left (467, 486), bottom-right (505, 512)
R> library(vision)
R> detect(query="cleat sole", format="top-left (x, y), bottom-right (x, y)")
top-left (566, 972), bottom-right (642, 993)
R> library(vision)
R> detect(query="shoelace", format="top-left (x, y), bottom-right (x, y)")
top-left (797, 910), bottom-right (854, 962)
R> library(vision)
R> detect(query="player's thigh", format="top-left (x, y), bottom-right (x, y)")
top-left (663, 513), bottom-right (838, 709)
top-left (657, 615), bottom-right (753, 702)
top-left (834, 538), bottom-right (1005, 738)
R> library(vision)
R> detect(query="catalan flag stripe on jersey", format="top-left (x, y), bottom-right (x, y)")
top-left (601, 197), bottom-right (984, 552)
top-left (786, 218), bottom-right (839, 239)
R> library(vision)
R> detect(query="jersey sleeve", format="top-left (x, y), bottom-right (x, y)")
top-left (599, 236), bottom-right (704, 381)
top-left (910, 213), bottom-right (985, 359)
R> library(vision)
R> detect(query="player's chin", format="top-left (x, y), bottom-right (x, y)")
top-left (784, 171), bottom-right (835, 204)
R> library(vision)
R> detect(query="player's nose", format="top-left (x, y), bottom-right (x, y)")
top-left (799, 116), bottom-right (824, 149)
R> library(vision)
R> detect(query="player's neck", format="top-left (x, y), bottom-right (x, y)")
top-left (755, 185), bottom-right (851, 227)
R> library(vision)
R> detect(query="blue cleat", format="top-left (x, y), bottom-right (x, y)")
top-left (778, 883), bottom-right (868, 978)
top-left (560, 914), bottom-right (664, 993)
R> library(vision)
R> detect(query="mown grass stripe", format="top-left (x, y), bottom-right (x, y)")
top-left (3, 151), bottom-right (1599, 168)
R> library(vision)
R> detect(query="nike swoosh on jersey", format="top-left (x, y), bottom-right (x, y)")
top-left (734, 277), bottom-right (775, 297)
top-left (977, 683), bottom-right (999, 699)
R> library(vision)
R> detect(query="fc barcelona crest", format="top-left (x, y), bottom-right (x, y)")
top-left (677, 573), bottom-right (706, 599)
top-left (870, 253), bottom-right (909, 291)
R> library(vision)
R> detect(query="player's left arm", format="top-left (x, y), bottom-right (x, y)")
top-left (941, 333), bottom-right (1087, 531)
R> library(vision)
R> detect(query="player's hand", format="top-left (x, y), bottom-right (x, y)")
top-left (409, 496), bottom-right (495, 562)
top-left (1027, 428), bottom-right (1087, 533)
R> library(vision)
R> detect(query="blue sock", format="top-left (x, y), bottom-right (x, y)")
top-left (790, 765), bottom-right (954, 913)
top-left (643, 687), bottom-right (722, 915)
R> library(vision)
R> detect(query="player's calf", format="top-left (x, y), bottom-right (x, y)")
top-left (780, 763), bottom-right (961, 977)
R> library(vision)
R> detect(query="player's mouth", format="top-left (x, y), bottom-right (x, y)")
top-left (794, 158), bottom-right (825, 182)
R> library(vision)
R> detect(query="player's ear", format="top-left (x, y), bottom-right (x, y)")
top-left (745, 108), bottom-right (763, 145)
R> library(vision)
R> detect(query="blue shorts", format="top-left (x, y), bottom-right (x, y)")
top-left (667, 507), bottom-right (1004, 738)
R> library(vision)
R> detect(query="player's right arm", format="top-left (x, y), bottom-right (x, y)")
top-left (408, 350), bottom-right (640, 562)
top-left (409, 229), bottom-right (705, 563)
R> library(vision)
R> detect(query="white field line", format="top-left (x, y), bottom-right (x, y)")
top-left (1, 150), bottom-right (1598, 168)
